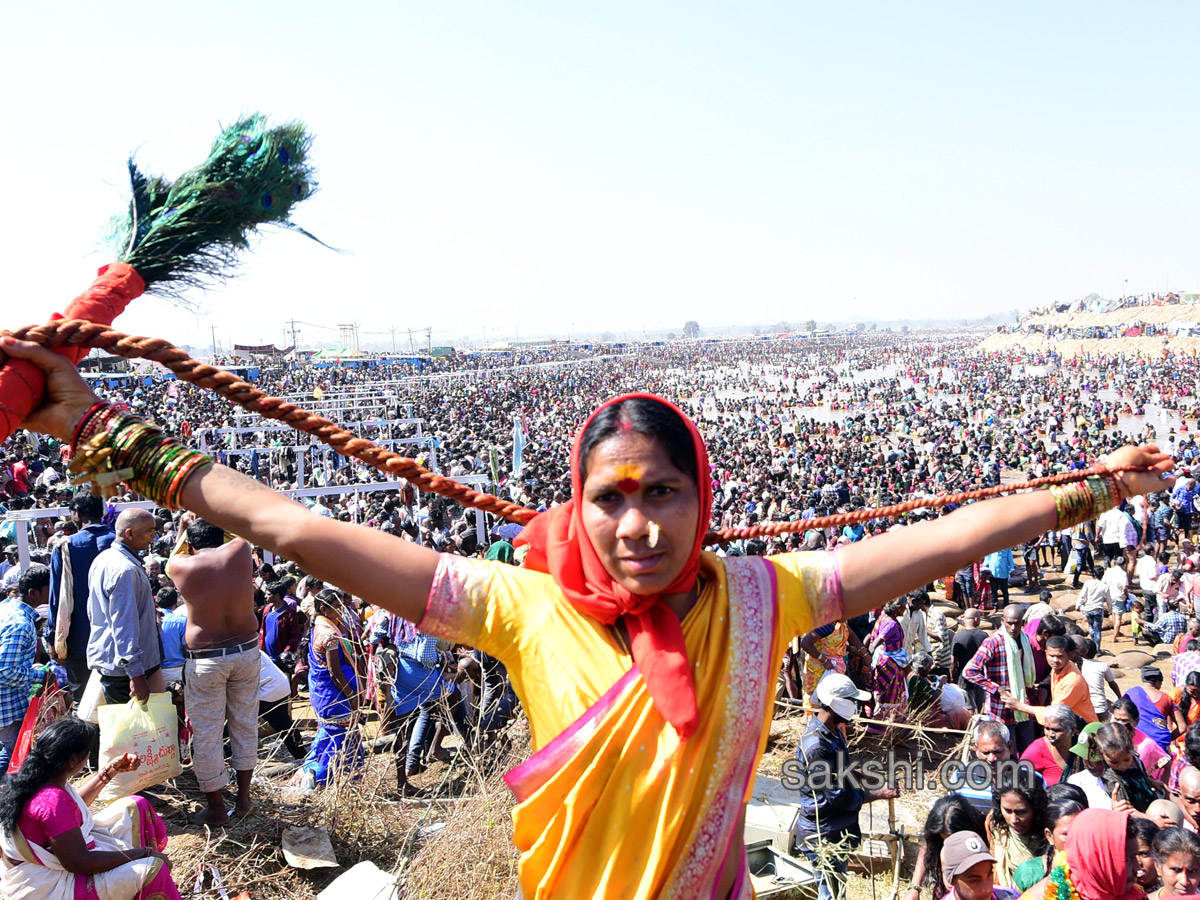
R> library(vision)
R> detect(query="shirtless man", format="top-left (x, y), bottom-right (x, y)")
top-left (167, 517), bottom-right (260, 825)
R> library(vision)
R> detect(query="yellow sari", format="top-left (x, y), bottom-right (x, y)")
top-left (420, 549), bottom-right (840, 899)
top-left (802, 620), bottom-right (849, 696)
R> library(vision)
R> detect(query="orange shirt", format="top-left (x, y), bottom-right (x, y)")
top-left (1033, 660), bottom-right (1098, 724)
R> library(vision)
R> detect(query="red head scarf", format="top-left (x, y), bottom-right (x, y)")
top-left (1064, 808), bottom-right (1144, 900)
top-left (516, 393), bottom-right (713, 737)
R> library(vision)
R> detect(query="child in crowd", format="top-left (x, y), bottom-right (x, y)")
top-left (1131, 815), bottom-right (1164, 895)
top-left (904, 795), bottom-right (987, 900)
top-left (1130, 597), bottom-right (1147, 644)
top-left (1093, 722), bottom-right (1164, 813)
top-left (985, 780), bottom-right (1048, 886)
top-left (1066, 722), bottom-right (1114, 808)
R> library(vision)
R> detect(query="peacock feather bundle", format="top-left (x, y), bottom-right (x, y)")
top-left (109, 114), bottom-right (322, 300)
top-left (0, 113), bottom-right (324, 442)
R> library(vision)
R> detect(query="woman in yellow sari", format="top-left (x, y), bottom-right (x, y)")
top-left (800, 620), bottom-right (866, 698)
top-left (2, 336), bottom-right (1177, 900)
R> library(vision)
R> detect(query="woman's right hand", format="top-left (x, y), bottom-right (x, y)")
top-left (110, 752), bottom-right (141, 774)
top-left (148, 850), bottom-right (172, 871)
top-left (0, 336), bottom-right (101, 442)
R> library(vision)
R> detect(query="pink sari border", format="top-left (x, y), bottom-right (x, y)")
top-left (418, 553), bottom-right (475, 642)
top-left (710, 557), bottom-right (777, 899)
top-left (504, 665), bottom-right (643, 803)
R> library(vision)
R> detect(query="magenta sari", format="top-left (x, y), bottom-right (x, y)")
top-left (0, 784), bottom-right (180, 900)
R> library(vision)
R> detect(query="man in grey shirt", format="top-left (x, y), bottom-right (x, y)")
top-left (87, 508), bottom-right (165, 703)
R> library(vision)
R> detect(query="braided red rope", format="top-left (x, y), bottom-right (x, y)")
top-left (0, 319), bottom-right (1148, 543)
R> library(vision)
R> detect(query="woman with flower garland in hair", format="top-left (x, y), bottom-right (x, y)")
top-left (0, 717), bottom-right (179, 900)
top-left (1018, 808), bottom-right (1143, 900)
top-left (1, 338), bottom-right (1178, 900)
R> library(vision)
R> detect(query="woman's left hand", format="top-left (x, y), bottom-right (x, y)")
top-left (1102, 444), bottom-right (1176, 498)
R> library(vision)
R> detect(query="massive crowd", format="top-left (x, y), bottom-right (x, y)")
top-left (6, 331), bottom-right (1200, 898)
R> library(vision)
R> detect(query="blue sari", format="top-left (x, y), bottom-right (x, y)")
top-left (1125, 685), bottom-right (1173, 750)
top-left (301, 616), bottom-right (364, 784)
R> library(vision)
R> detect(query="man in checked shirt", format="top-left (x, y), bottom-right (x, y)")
top-left (963, 604), bottom-right (1039, 753)
top-left (1174, 638), bottom-right (1200, 692)
top-left (0, 565), bottom-right (49, 778)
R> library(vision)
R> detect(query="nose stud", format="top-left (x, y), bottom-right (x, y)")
top-left (648, 521), bottom-right (661, 549)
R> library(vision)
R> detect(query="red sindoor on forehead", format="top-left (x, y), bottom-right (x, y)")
top-left (615, 463), bottom-right (642, 493)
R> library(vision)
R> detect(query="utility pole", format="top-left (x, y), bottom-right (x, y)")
top-left (426, 327), bottom-right (432, 356)
top-left (406, 328), bottom-right (415, 354)
top-left (388, 326), bottom-right (398, 353)
top-left (285, 319), bottom-right (301, 349)
top-left (211, 325), bottom-right (217, 359)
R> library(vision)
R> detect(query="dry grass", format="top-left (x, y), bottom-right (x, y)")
top-left (162, 766), bottom-right (319, 899)
top-left (398, 737), bottom-right (524, 900)
top-left (162, 705), bottom-right (527, 900)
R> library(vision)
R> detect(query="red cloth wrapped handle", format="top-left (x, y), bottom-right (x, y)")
top-left (0, 262), bottom-right (145, 443)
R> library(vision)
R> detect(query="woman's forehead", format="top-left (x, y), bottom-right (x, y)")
top-left (583, 432), bottom-right (680, 475)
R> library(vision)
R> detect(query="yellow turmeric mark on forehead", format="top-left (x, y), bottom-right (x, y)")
top-left (614, 463), bottom-right (643, 493)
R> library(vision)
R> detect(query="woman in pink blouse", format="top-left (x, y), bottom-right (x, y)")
top-left (0, 717), bottom-right (180, 900)
top-left (1019, 704), bottom-right (1081, 784)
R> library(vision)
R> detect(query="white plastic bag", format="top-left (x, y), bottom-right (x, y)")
top-left (940, 682), bottom-right (971, 714)
top-left (97, 692), bottom-right (181, 801)
top-left (1065, 549), bottom-right (1081, 575)
top-left (77, 668), bottom-right (106, 724)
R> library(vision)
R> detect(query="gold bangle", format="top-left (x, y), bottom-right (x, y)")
top-left (1049, 476), bottom-right (1120, 530)
top-left (68, 404), bottom-right (212, 507)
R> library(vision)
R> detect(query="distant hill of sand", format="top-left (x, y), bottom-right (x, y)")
top-left (977, 302), bottom-right (1200, 355)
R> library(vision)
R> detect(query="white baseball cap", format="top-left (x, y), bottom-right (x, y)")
top-left (814, 672), bottom-right (871, 719)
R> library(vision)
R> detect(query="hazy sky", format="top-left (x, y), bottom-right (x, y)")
top-left (2, 3), bottom-right (1197, 350)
